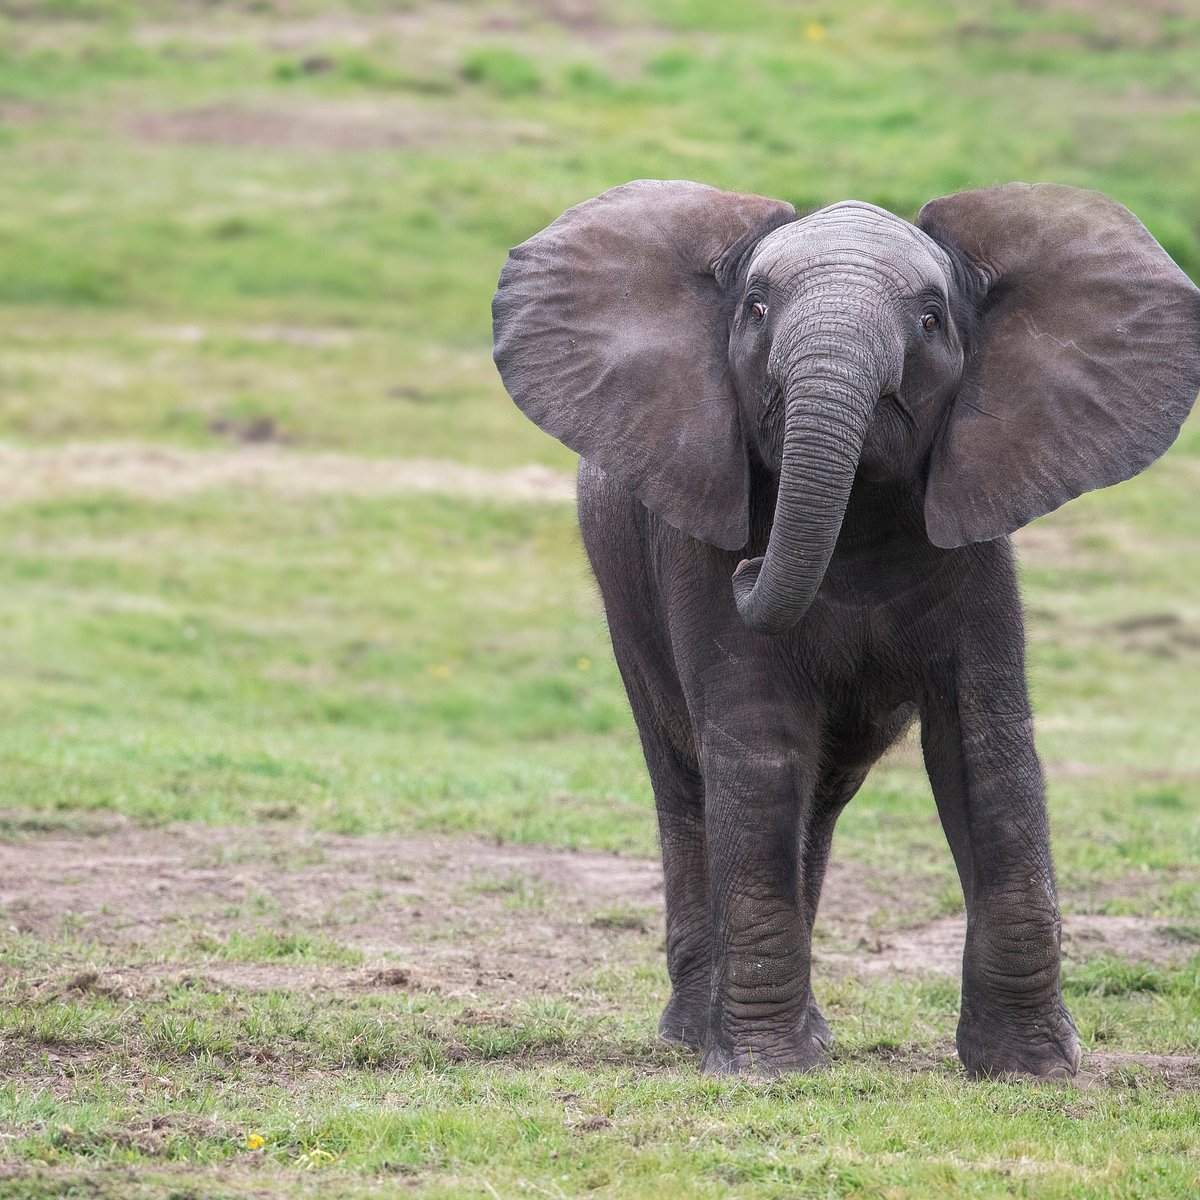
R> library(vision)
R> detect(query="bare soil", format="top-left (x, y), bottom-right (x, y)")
top-left (0, 817), bottom-right (1192, 1002)
top-left (128, 0), bottom-right (658, 63)
top-left (0, 1163), bottom-right (354, 1200)
top-left (125, 100), bottom-right (546, 153)
top-left (0, 817), bottom-right (662, 999)
top-left (1080, 1052), bottom-right (1200, 1091)
top-left (0, 441), bottom-right (575, 505)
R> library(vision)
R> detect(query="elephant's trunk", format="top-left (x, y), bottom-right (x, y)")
top-left (732, 345), bottom-right (887, 636)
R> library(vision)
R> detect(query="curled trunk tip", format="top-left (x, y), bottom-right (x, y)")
top-left (733, 378), bottom-right (876, 635)
top-left (733, 556), bottom-right (791, 635)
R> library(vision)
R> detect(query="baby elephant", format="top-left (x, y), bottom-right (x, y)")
top-left (492, 180), bottom-right (1200, 1078)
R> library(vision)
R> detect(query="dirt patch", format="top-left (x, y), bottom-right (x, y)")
top-left (1062, 914), bottom-right (1200, 963)
top-left (125, 100), bottom-right (545, 153)
top-left (130, 1), bottom-right (661, 66)
top-left (1080, 1052), bottom-right (1200, 1091)
top-left (1012, 522), bottom-right (1095, 567)
top-left (128, 102), bottom-right (400, 151)
top-left (0, 101), bottom-right (47, 125)
top-left (957, 0), bottom-right (1191, 51)
top-left (0, 1163), bottom-right (374, 1200)
top-left (1108, 611), bottom-right (1200, 659)
top-left (823, 912), bottom-right (1200, 979)
top-left (151, 324), bottom-right (359, 350)
top-left (0, 818), bottom-right (1191, 1000)
top-left (132, 13), bottom-right (379, 51)
top-left (0, 441), bottom-right (576, 505)
top-left (0, 818), bottom-right (662, 999)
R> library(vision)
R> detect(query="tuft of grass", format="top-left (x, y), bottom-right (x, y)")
top-left (192, 929), bottom-right (365, 965)
top-left (590, 905), bottom-right (653, 933)
top-left (461, 47), bottom-right (542, 97)
top-left (1065, 954), bottom-right (1200, 999)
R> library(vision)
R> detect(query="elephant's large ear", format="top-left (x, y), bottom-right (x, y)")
top-left (918, 183), bottom-right (1200, 548)
top-left (492, 180), bottom-right (795, 550)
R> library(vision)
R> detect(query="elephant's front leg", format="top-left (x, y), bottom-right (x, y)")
top-left (922, 682), bottom-right (1081, 1080)
top-left (700, 745), bottom-right (823, 1075)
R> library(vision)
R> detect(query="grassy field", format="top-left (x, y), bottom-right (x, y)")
top-left (0, 1), bottom-right (1199, 1196)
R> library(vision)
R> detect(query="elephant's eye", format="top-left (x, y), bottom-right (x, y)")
top-left (749, 301), bottom-right (768, 321)
top-left (920, 311), bottom-right (941, 333)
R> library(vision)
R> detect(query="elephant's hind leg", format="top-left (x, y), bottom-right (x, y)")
top-left (801, 706), bottom-right (915, 1048)
top-left (578, 463), bottom-right (711, 1049)
top-left (651, 747), bottom-right (709, 1050)
top-left (799, 766), bottom-right (869, 1049)
top-left (620, 677), bottom-right (709, 1050)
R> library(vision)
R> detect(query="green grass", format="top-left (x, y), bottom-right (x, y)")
top-left (0, 0), bottom-right (1198, 458)
top-left (1, 956), bottom-right (1199, 1198)
top-left (0, 488), bottom-right (647, 848)
top-left (0, 468), bottom-right (1194, 907)
top-left (0, 0), bottom-right (1198, 1196)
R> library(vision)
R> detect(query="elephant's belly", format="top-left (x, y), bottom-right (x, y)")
top-left (822, 691), bottom-right (918, 775)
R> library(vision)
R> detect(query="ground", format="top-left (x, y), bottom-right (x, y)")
top-left (2, 811), bottom-right (1199, 1197)
top-left (3, 814), bottom-right (1192, 1000)
top-left (0, 1), bottom-right (1199, 1197)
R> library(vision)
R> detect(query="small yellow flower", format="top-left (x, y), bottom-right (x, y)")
top-left (806, 21), bottom-right (826, 41)
top-left (244, 1132), bottom-right (265, 1150)
top-left (428, 663), bottom-right (452, 679)
top-left (576, 656), bottom-right (591, 671)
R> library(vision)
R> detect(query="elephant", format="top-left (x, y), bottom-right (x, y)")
top-left (491, 179), bottom-right (1200, 1078)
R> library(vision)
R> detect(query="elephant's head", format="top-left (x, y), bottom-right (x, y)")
top-left (492, 180), bottom-right (1200, 635)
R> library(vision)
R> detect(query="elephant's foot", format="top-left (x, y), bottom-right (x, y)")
top-left (700, 1007), bottom-right (828, 1077)
top-left (807, 996), bottom-right (833, 1049)
top-left (658, 991), bottom-right (708, 1051)
top-left (661, 992), bottom-right (831, 1057)
top-left (957, 998), bottom-right (1081, 1081)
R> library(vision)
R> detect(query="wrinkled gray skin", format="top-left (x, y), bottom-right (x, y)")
top-left (492, 180), bottom-right (1200, 1077)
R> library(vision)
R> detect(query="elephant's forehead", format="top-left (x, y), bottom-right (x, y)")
top-left (751, 201), bottom-right (952, 293)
